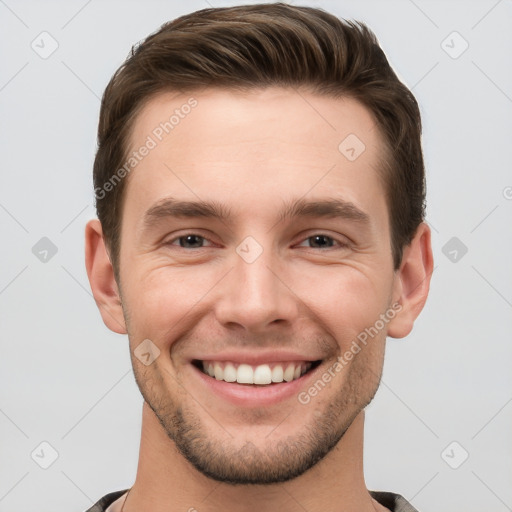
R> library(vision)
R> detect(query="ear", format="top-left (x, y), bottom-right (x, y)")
top-left (387, 222), bottom-right (434, 339)
top-left (85, 219), bottom-right (127, 334)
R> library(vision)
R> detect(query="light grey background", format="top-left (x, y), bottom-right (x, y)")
top-left (1, 0), bottom-right (511, 511)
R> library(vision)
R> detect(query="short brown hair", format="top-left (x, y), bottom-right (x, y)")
top-left (93, 2), bottom-right (425, 278)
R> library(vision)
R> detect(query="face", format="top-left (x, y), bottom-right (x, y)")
top-left (115, 87), bottom-right (402, 484)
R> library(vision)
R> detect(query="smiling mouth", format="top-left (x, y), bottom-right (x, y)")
top-left (192, 360), bottom-right (322, 385)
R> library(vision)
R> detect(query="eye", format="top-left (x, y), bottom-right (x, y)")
top-left (166, 233), bottom-right (213, 249)
top-left (296, 234), bottom-right (349, 249)
top-left (164, 232), bottom-right (348, 251)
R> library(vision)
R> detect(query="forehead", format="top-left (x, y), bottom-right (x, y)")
top-left (123, 87), bottom-right (388, 228)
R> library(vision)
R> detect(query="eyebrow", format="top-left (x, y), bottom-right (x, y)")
top-left (142, 196), bottom-right (370, 228)
top-left (278, 197), bottom-right (370, 224)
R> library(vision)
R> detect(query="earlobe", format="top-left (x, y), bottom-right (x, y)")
top-left (387, 222), bottom-right (434, 339)
top-left (85, 219), bottom-right (127, 334)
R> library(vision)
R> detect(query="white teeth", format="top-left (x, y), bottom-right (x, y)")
top-left (237, 364), bottom-right (253, 384)
top-left (253, 364), bottom-right (272, 385)
top-left (223, 363), bottom-right (237, 382)
top-left (199, 360), bottom-right (313, 385)
top-left (214, 363), bottom-right (223, 380)
top-left (283, 364), bottom-right (295, 382)
top-left (271, 365), bottom-right (284, 383)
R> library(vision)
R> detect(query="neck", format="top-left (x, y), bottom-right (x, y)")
top-left (124, 402), bottom-right (382, 512)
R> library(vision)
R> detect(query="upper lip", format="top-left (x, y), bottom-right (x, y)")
top-left (190, 350), bottom-right (322, 365)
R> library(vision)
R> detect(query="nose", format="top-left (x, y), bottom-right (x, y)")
top-left (213, 244), bottom-right (300, 333)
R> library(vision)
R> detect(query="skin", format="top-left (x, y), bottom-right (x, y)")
top-left (85, 87), bottom-right (433, 512)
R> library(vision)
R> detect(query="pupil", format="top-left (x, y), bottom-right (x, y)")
top-left (312, 235), bottom-right (331, 248)
top-left (181, 235), bottom-right (202, 248)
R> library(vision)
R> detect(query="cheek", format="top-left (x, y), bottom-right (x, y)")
top-left (122, 264), bottom-right (220, 342)
top-left (291, 265), bottom-right (392, 342)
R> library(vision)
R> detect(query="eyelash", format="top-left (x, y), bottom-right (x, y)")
top-left (165, 233), bottom-right (350, 250)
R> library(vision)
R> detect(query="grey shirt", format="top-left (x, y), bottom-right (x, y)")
top-left (84, 489), bottom-right (420, 512)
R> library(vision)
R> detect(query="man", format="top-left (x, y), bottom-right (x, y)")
top-left (84, 3), bottom-right (433, 511)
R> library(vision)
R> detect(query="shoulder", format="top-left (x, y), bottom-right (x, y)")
top-left (83, 489), bottom-right (130, 512)
top-left (370, 490), bottom-right (420, 512)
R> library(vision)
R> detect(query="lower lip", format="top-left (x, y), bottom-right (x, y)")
top-left (191, 363), bottom-right (320, 407)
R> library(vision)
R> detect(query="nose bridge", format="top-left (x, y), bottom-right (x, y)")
top-left (214, 237), bottom-right (297, 331)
